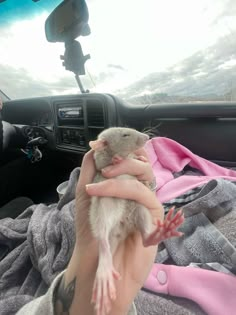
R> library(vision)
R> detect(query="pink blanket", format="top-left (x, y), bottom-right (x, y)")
top-left (145, 137), bottom-right (236, 202)
top-left (144, 263), bottom-right (236, 315)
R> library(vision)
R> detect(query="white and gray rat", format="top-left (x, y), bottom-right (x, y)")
top-left (88, 127), bottom-right (184, 315)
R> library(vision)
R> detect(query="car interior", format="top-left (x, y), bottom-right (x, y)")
top-left (0, 0), bottom-right (236, 314)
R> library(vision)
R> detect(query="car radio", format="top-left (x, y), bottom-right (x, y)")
top-left (59, 128), bottom-right (86, 147)
top-left (58, 106), bottom-right (83, 119)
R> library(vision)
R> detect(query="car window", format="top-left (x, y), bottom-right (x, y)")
top-left (0, 0), bottom-right (236, 104)
top-left (0, 89), bottom-right (10, 102)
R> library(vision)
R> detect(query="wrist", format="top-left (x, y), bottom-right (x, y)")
top-left (61, 243), bottom-right (133, 315)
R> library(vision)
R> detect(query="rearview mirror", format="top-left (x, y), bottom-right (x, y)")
top-left (45, 0), bottom-right (90, 43)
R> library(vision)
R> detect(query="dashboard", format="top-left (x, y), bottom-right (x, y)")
top-left (3, 92), bottom-right (236, 162)
top-left (2, 93), bottom-right (118, 154)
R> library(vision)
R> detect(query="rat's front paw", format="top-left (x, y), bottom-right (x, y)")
top-left (112, 154), bottom-right (124, 165)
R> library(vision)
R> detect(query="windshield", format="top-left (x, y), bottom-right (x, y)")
top-left (1, 0), bottom-right (236, 104)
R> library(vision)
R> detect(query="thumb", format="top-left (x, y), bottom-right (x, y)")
top-left (76, 150), bottom-right (96, 194)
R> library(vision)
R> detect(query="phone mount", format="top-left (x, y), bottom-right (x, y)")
top-left (60, 39), bottom-right (90, 93)
top-left (45, 0), bottom-right (91, 93)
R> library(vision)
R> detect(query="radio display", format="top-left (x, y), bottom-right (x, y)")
top-left (58, 106), bottom-right (83, 119)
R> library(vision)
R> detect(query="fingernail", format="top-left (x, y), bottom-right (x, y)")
top-left (85, 184), bottom-right (96, 191)
top-left (102, 166), bottom-right (112, 173)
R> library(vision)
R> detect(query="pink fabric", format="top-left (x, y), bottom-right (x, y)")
top-left (144, 264), bottom-right (236, 315)
top-left (144, 137), bottom-right (236, 202)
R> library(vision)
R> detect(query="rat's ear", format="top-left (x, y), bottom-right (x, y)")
top-left (89, 139), bottom-right (107, 151)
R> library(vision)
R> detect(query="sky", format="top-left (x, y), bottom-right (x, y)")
top-left (0, 0), bottom-right (236, 100)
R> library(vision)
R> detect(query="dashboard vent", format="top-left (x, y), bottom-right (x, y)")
top-left (86, 99), bottom-right (105, 127)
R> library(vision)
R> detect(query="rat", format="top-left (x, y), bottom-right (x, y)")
top-left (88, 127), bottom-right (184, 315)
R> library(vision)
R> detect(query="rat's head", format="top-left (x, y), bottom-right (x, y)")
top-left (89, 127), bottom-right (149, 156)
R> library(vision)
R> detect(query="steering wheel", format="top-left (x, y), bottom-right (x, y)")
top-left (0, 111), bottom-right (3, 154)
top-left (0, 112), bottom-right (28, 155)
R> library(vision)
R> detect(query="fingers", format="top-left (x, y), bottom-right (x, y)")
top-left (101, 157), bottom-right (154, 182)
top-left (134, 148), bottom-right (149, 159)
top-left (76, 150), bottom-right (96, 191)
top-left (86, 179), bottom-right (164, 221)
top-left (77, 148), bottom-right (151, 186)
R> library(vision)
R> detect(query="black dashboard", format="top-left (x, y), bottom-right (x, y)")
top-left (3, 93), bottom-right (236, 162)
top-left (2, 93), bottom-right (118, 154)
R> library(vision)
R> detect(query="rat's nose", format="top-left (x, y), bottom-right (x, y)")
top-left (143, 133), bottom-right (149, 141)
top-left (137, 132), bottom-right (149, 146)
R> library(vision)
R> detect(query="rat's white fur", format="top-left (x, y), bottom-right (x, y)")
top-left (89, 127), bottom-right (152, 247)
top-left (89, 127), bottom-right (184, 315)
top-left (89, 127), bottom-right (153, 315)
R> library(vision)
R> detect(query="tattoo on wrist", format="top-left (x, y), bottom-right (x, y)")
top-left (54, 275), bottom-right (76, 315)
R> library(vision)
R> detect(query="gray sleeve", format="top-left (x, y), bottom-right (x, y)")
top-left (16, 271), bottom-right (65, 315)
top-left (16, 271), bottom-right (137, 315)
top-left (129, 303), bottom-right (137, 315)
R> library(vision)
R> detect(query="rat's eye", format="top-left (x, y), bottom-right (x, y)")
top-left (122, 134), bottom-right (130, 137)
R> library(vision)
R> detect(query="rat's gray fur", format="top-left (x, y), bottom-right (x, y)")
top-left (93, 127), bottom-right (149, 170)
top-left (89, 127), bottom-right (153, 315)
top-left (89, 127), bottom-right (153, 252)
top-left (88, 127), bottom-right (184, 315)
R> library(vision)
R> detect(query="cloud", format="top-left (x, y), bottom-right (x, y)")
top-left (107, 64), bottom-right (125, 71)
top-left (215, 0), bottom-right (236, 19)
top-left (0, 12), bottom-right (130, 98)
top-left (1, 0), bottom-right (236, 101)
top-left (0, 61), bottom-right (127, 99)
top-left (0, 63), bottom-right (81, 99)
top-left (117, 28), bottom-right (236, 100)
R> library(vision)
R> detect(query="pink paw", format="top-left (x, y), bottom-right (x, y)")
top-left (92, 267), bottom-right (121, 315)
top-left (112, 154), bottom-right (124, 165)
top-left (136, 155), bottom-right (149, 162)
top-left (143, 207), bottom-right (184, 247)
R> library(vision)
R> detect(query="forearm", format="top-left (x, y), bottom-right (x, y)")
top-left (54, 244), bottom-right (134, 315)
top-left (54, 244), bottom-right (95, 315)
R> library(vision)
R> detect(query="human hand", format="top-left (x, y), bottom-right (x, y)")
top-left (76, 149), bottom-right (163, 314)
top-left (61, 149), bottom-right (163, 315)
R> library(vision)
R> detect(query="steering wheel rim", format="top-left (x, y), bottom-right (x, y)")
top-left (0, 111), bottom-right (3, 154)
top-left (0, 115), bottom-right (28, 154)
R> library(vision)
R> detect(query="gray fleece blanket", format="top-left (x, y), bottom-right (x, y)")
top-left (0, 171), bottom-right (235, 315)
top-left (158, 179), bottom-right (236, 268)
top-left (0, 167), bottom-right (80, 315)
